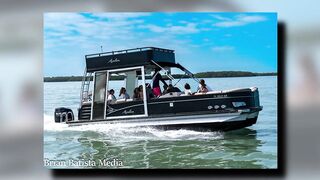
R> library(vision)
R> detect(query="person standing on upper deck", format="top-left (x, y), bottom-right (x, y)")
top-left (152, 69), bottom-right (168, 97)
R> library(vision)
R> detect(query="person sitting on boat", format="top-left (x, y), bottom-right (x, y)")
top-left (184, 83), bottom-right (192, 95)
top-left (132, 87), bottom-right (141, 101)
top-left (197, 79), bottom-right (212, 92)
top-left (119, 87), bottom-right (130, 99)
top-left (107, 89), bottom-right (116, 103)
top-left (133, 87), bottom-right (141, 101)
top-left (164, 84), bottom-right (174, 94)
top-left (138, 85), bottom-right (144, 100)
top-left (152, 70), bottom-right (168, 97)
top-left (197, 79), bottom-right (209, 93)
top-left (163, 84), bottom-right (181, 94)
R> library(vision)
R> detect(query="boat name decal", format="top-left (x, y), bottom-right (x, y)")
top-left (212, 94), bottom-right (228, 98)
top-left (107, 105), bottom-right (116, 113)
top-left (122, 109), bottom-right (134, 115)
top-left (108, 58), bottom-right (120, 64)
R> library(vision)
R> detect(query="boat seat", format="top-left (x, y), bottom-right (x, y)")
top-left (159, 92), bottom-right (182, 98)
top-left (180, 93), bottom-right (191, 96)
top-left (222, 87), bottom-right (252, 93)
top-left (206, 90), bottom-right (223, 95)
top-left (195, 87), bottom-right (256, 95)
top-left (194, 92), bottom-right (206, 95)
top-left (116, 98), bottom-right (133, 103)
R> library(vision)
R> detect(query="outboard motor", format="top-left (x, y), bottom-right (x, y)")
top-left (54, 107), bottom-right (74, 123)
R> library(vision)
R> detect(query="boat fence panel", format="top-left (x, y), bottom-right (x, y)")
top-left (91, 72), bottom-right (107, 120)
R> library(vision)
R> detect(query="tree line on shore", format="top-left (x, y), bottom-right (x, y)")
top-left (44, 71), bottom-right (277, 82)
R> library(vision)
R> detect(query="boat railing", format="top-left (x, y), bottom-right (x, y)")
top-left (80, 68), bottom-right (92, 107)
top-left (151, 60), bottom-right (175, 81)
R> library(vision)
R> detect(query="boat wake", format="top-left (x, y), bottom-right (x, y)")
top-left (44, 114), bottom-right (224, 142)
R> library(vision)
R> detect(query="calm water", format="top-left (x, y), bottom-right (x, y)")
top-left (44, 76), bottom-right (277, 168)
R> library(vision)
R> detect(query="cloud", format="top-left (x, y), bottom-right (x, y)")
top-left (211, 46), bottom-right (234, 52)
top-left (44, 13), bottom-right (147, 36)
top-left (44, 13), bottom-right (147, 49)
top-left (89, 13), bottom-right (151, 20)
top-left (201, 19), bottom-right (214, 24)
top-left (211, 15), bottom-right (231, 21)
top-left (239, 15), bottom-right (267, 23)
top-left (138, 23), bottom-right (199, 34)
top-left (214, 15), bottom-right (267, 27)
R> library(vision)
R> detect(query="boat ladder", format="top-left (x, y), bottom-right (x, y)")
top-left (80, 69), bottom-right (92, 106)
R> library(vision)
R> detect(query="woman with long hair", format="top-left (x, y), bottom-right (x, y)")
top-left (198, 79), bottom-right (208, 93)
top-left (119, 87), bottom-right (130, 99)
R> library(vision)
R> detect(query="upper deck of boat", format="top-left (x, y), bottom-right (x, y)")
top-left (85, 47), bottom-right (177, 73)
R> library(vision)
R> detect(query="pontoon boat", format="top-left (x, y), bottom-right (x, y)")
top-left (54, 47), bottom-right (263, 131)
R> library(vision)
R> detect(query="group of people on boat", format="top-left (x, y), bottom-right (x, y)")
top-left (132, 83), bottom-right (155, 100)
top-left (182, 79), bottom-right (211, 95)
top-left (152, 70), bottom-right (211, 96)
top-left (106, 76), bottom-right (211, 104)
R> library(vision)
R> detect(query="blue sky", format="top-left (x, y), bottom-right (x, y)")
top-left (44, 12), bottom-right (277, 77)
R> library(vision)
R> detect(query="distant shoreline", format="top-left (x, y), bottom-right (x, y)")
top-left (44, 71), bottom-right (277, 82)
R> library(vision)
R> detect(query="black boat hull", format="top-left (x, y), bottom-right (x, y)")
top-left (69, 109), bottom-right (261, 132)
top-left (154, 117), bottom-right (258, 131)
